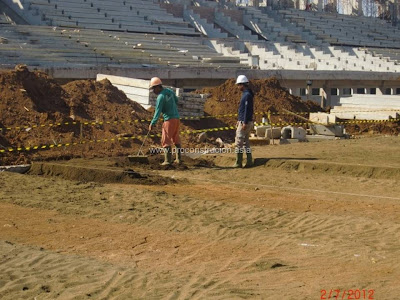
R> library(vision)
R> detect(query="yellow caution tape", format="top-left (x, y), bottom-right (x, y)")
top-left (1, 118), bottom-right (399, 154)
top-left (0, 114), bottom-right (238, 132)
top-left (2, 109), bottom-right (399, 132)
top-left (0, 126), bottom-right (235, 153)
top-left (0, 133), bottom-right (159, 153)
top-left (255, 118), bottom-right (400, 126)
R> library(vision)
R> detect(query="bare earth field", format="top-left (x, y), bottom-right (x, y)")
top-left (1, 135), bottom-right (400, 300)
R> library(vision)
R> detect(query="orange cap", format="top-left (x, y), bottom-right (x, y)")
top-left (149, 77), bottom-right (162, 89)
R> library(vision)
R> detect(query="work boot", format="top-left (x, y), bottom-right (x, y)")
top-left (244, 150), bottom-right (253, 168)
top-left (233, 151), bottom-right (243, 168)
top-left (161, 146), bottom-right (172, 165)
top-left (174, 144), bottom-right (182, 164)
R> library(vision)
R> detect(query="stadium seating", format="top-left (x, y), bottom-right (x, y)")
top-left (365, 47), bottom-right (400, 64)
top-left (0, 0), bottom-right (399, 73)
top-left (20, 0), bottom-right (199, 35)
top-left (211, 5), bottom-right (398, 71)
top-left (0, 24), bottom-right (245, 68)
top-left (277, 8), bottom-right (400, 49)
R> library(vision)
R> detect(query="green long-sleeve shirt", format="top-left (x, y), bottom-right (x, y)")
top-left (150, 88), bottom-right (180, 125)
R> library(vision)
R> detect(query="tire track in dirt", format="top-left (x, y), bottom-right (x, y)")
top-left (169, 264), bottom-right (207, 300)
top-left (2, 172), bottom-right (399, 261)
top-left (1, 169), bottom-right (400, 299)
top-left (0, 241), bottom-right (138, 300)
top-left (183, 235), bottom-right (293, 300)
top-left (0, 202), bottom-right (276, 298)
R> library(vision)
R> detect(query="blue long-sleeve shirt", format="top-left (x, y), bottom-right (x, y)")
top-left (238, 89), bottom-right (254, 124)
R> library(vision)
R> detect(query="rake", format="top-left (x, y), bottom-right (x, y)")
top-left (128, 130), bottom-right (150, 164)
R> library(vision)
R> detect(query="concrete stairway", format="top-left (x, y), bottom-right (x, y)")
top-left (243, 6), bottom-right (307, 44)
top-left (206, 38), bottom-right (255, 67)
top-left (213, 9), bottom-right (312, 70)
top-left (263, 8), bottom-right (399, 72)
top-left (183, 7), bottom-right (228, 38)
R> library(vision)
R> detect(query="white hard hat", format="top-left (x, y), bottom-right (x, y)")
top-left (236, 75), bottom-right (249, 84)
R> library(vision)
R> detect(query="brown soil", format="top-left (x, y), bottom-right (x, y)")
top-left (345, 121), bottom-right (400, 136)
top-left (201, 77), bottom-right (324, 126)
top-left (1, 136), bottom-right (399, 299)
top-left (0, 66), bottom-right (157, 165)
top-left (0, 66), bottom-right (219, 165)
top-left (199, 78), bottom-right (400, 136)
top-left (181, 78), bottom-right (326, 143)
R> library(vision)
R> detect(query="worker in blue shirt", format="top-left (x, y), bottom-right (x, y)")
top-left (233, 75), bottom-right (254, 168)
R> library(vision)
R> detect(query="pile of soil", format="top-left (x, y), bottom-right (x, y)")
top-left (0, 66), bottom-right (214, 165)
top-left (0, 66), bottom-right (157, 165)
top-left (201, 78), bottom-right (324, 126)
top-left (188, 77), bottom-right (324, 143)
top-left (199, 78), bottom-right (400, 137)
top-left (345, 121), bottom-right (400, 136)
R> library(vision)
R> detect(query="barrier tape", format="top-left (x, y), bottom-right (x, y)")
top-left (1, 109), bottom-right (398, 133)
top-left (0, 115), bottom-right (237, 133)
top-left (255, 118), bottom-right (400, 127)
top-left (0, 133), bottom-right (158, 153)
top-left (0, 119), bottom-right (149, 133)
top-left (1, 118), bottom-right (399, 154)
top-left (0, 126), bottom-right (234, 153)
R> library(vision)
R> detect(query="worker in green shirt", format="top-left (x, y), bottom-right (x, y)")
top-left (148, 77), bottom-right (182, 165)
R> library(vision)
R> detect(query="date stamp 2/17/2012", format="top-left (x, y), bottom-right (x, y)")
top-left (321, 289), bottom-right (374, 299)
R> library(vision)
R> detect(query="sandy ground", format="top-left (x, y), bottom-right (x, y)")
top-left (1, 135), bottom-right (400, 300)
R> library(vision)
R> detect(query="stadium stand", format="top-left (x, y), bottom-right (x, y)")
top-left (277, 8), bottom-right (400, 49)
top-left (11, 0), bottom-right (199, 35)
top-left (0, 23), bottom-right (245, 68)
top-left (1, 0), bottom-right (398, 72)
top-left (0, 0), bottom-right (399, 105)
top-left (158, 0), bottom-right (397, 72)
top-left (239, 6), bottom-right (398, 71)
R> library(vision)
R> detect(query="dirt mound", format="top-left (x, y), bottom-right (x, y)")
top-left (185, 77), bottom-right (325, 143)
top-left (345, 121), bottom-right (400, 136)
top-left (0, 67), bottom-right (215, 165)
top-left (0, 66), bottom-right (155, 165)
top-left (201, 78), bottom-right (324, 126)
top-left (199, 78), bottom-right (400, 137)
top-left (63, 79), bottom-right (148, 122)
top-left (0, 65), bottom-right (70, 127)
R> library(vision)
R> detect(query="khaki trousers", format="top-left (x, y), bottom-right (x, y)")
top-left (235, 121), bottom-right (253, 153)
